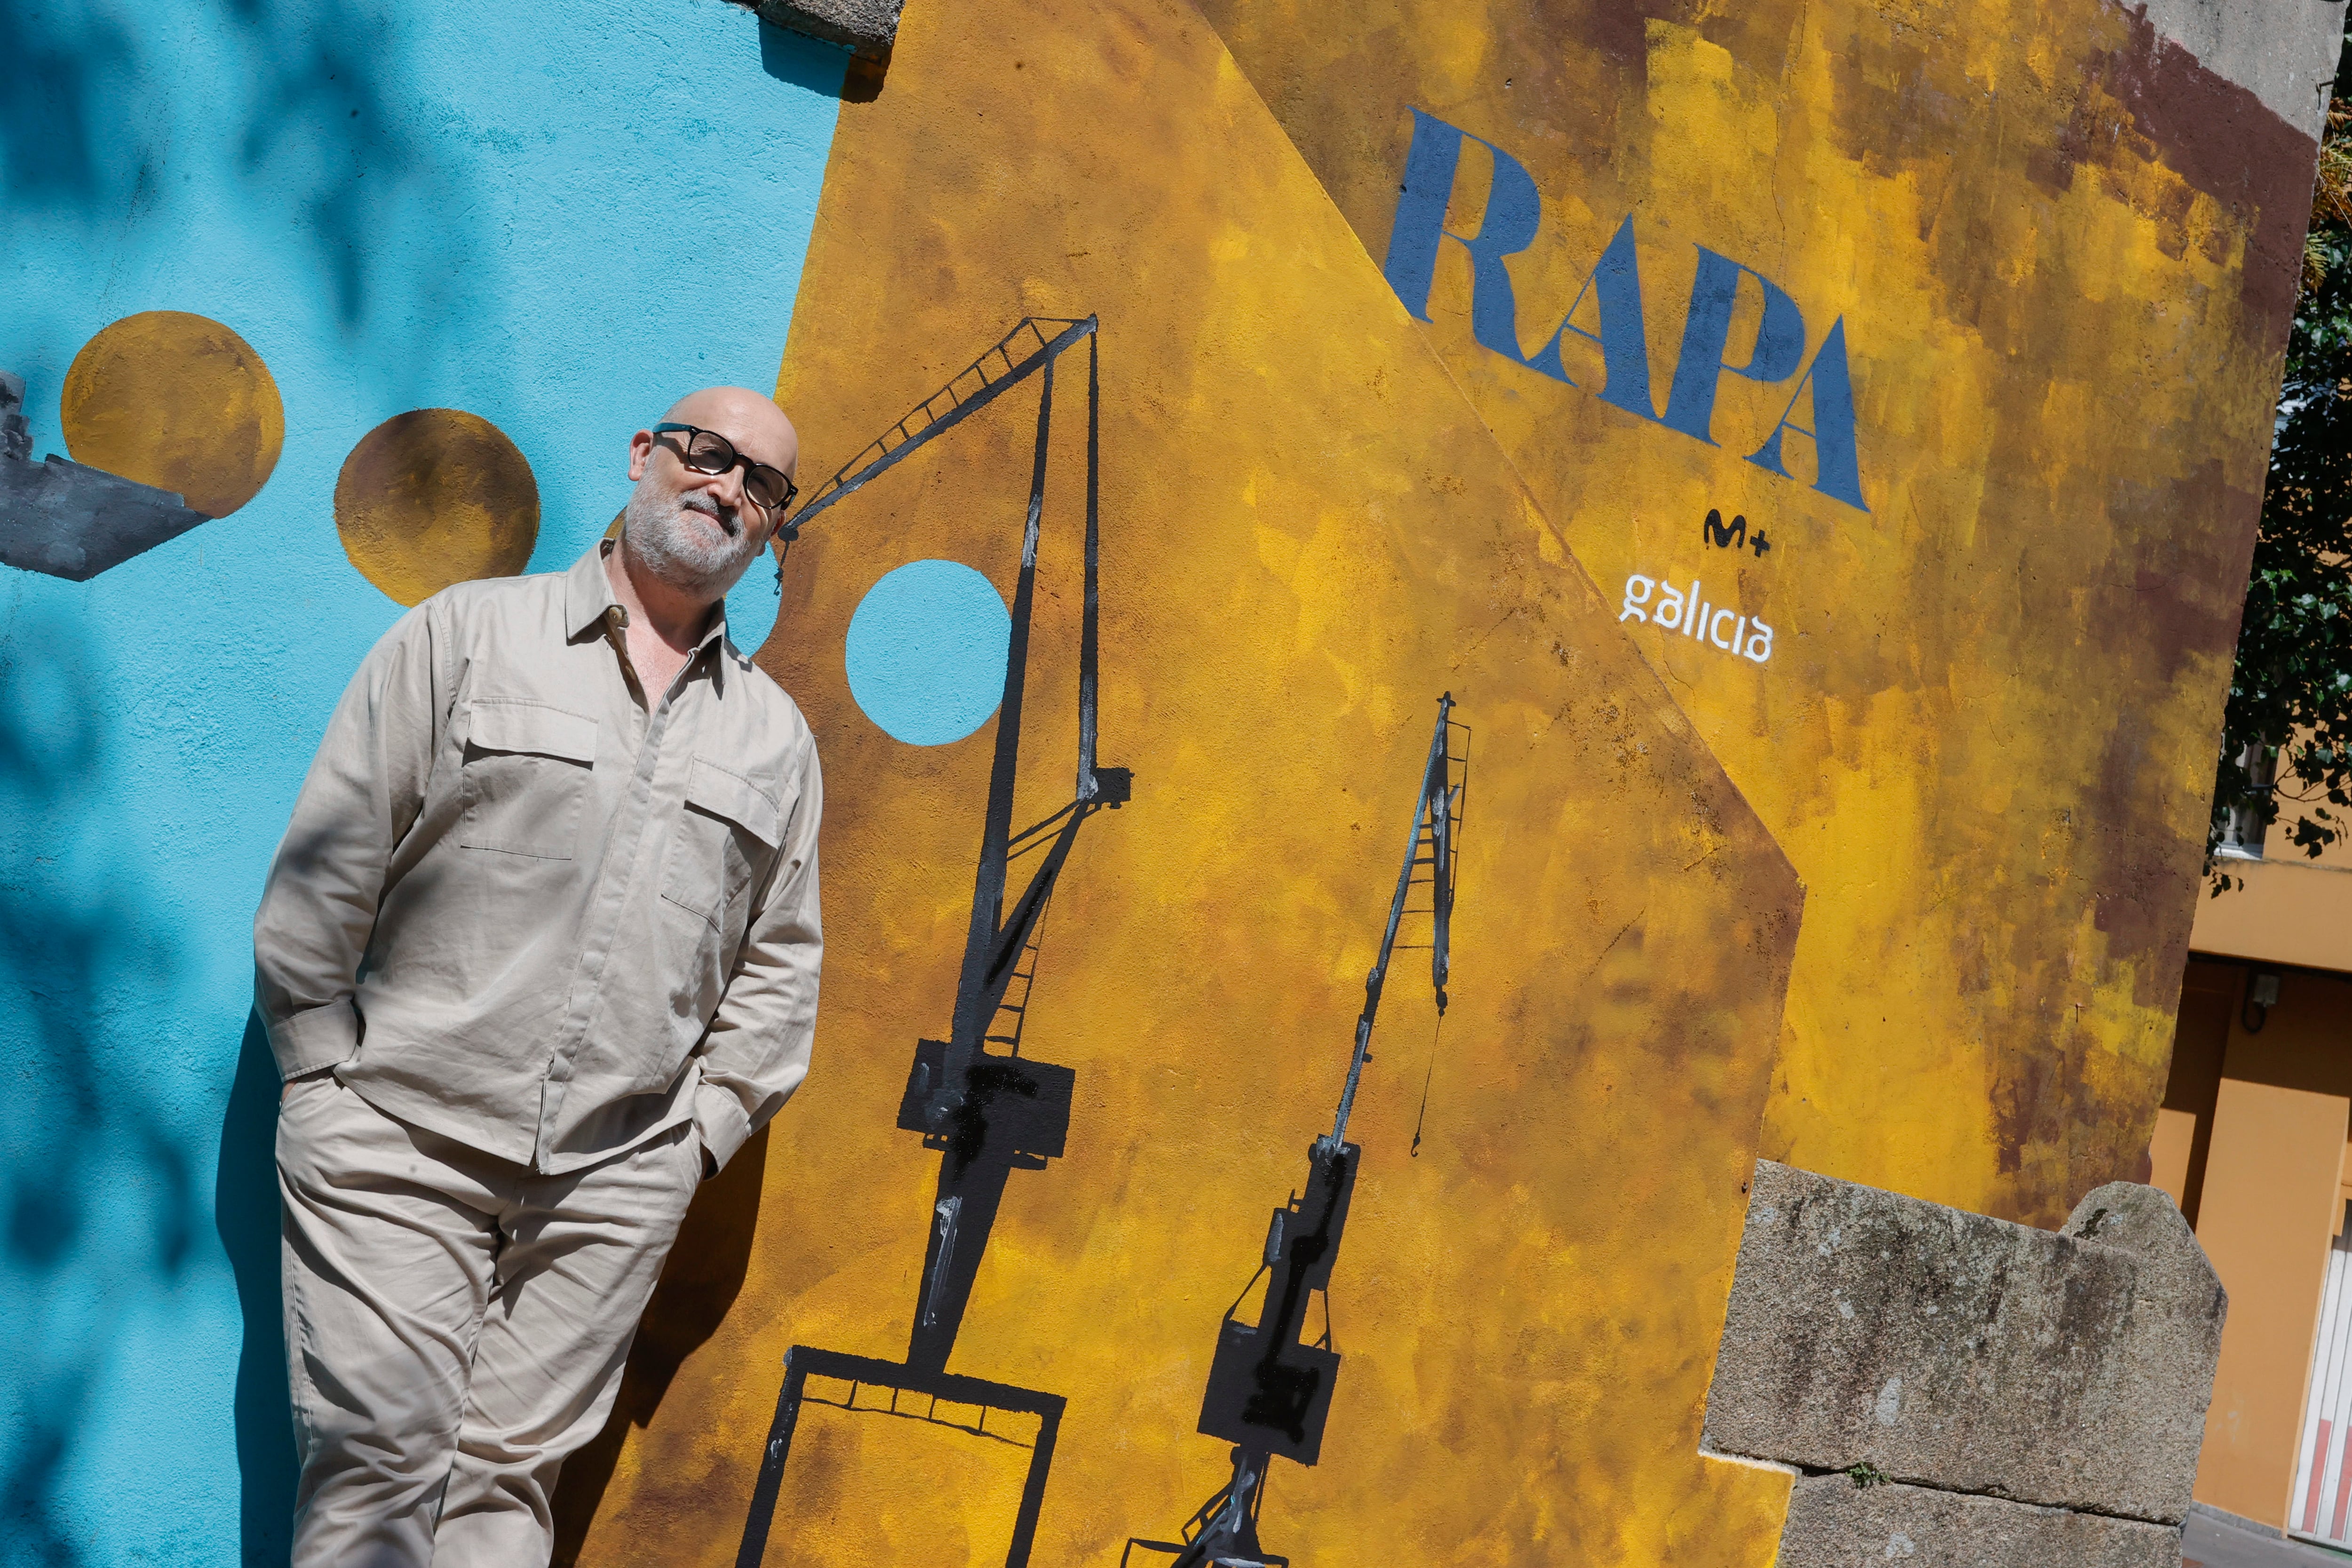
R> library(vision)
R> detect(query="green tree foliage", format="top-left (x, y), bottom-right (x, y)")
top-left (2209, 85), bottom-right (2352, 893)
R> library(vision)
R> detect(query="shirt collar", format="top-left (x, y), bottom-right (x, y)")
top-left (566, 540), bottom-right (624, 641)
top-left (566, 539), bottom-right (739, 685)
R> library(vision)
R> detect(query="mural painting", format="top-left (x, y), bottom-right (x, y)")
top-left (1117, 694), bottom-right (1467, 1568)
top-left (1195, 0), bottom-right (2329, 1225)
top-left (735, 315), bottom-right (1120, 1568)
top-left (0, 0), bottom-right (2322, 1564)
top-left (578, 0), bottom-right (1801, 1560)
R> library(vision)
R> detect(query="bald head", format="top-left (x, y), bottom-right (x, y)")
top-left (661, 385), bottom-right (799, 481)
top-left (620, 387), bottom-right (804, 607)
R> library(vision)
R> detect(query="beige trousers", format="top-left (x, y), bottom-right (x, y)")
top-left (277, 1072), bottom-right (701, 1567)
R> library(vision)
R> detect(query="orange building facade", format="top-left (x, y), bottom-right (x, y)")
top-left (2161, 827), bottom-right (2352, 1541)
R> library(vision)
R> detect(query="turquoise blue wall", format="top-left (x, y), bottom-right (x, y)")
top-left (0, 1), bottom-right (843, 1558)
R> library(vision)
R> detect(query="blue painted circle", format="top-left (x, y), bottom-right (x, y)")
top-left (844, 559), bottom-right (1011, 745)
top-left (723, 563), bottom-right (782, 656)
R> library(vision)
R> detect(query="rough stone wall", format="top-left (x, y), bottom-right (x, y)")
top-left (749, 0), bottom-right (903, 58)
top-left (1706, 1162), bottom-right (2226, 1564)
top-left (1776, 1477), bottom-right (2183, 1568)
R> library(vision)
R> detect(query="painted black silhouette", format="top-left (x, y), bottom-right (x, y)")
top-left (736, 317), bottom-right (1127, 1568)
top-left (1123, 694), bottom-right (1467, 1568)
top-left (0, 372), bottom-right (210, 581)
top-left (1700, 506), bottom-right (1772, 558)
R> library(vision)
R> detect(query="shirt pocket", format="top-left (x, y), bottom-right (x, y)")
top-left (456, 700), bottom-right (599, 860)
top-left (660, 756), bottom-right (782, 933)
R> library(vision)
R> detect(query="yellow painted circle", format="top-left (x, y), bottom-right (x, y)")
top-left (334, 409), bottom-right (540, 606)
top-left (61, 310), bottom-right (285, 518)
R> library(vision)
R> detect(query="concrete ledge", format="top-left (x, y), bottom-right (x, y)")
top-left (749, 0), bottom-right (901, 59)
top-left (2189, 857), bottom-right (2352, 974)
top-left (2192, 1501), bottom-right (2287, 1541)
top-left (1704, 1163), bottom-right (2225, 1524)
top-left (1778, 1475), bottom-right (2182, 1568)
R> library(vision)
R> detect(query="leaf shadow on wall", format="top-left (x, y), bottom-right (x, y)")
top-left (2, 0), bottom-right (483, 412)
top-left (0, 8), bottom-right (133, 207)
top-left (548, 1124), bottom-right (771, 1568)
top-left (0, 610), bottom-right (200, 1565)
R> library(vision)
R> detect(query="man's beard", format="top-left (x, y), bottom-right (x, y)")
top-left (620, 483), bottom-right (762, 600)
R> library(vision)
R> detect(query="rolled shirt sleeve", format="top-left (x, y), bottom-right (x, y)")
top-left (691, 736), bottom-right (822, 1174)
top-left (253, 605), bottom-right (440, 1081)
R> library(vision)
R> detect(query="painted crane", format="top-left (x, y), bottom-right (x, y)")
top-left (1125, 693), bottom-right (1468, 1568)
top-left (736, 315), bottom-right (1128, 1568)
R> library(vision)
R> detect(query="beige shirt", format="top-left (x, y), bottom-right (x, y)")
top-left (253, 542), bottom-right (822, 1175)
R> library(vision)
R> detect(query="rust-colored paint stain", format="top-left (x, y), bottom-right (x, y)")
top-left (567, 0), bottom-right (1803, 1564)
top-left (60, 309), bottom-right (284, 518)
top-left (333, 408), bottom-right (540, 607)
top-left (1191, 0), bottom-right (2316, 1225)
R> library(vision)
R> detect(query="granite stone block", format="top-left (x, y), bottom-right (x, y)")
top-left (1703, 1162), bottom-right (2225, 1524)
top-left (1777, 1475), bottom-right (2182, 1568)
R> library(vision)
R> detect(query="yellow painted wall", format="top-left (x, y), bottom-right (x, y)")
top-left (562, 0), bottom-right (1812, 1563)
top-left (2196, 1079), bottom-right (2349, 1528)
top-left (2217, 969), bottom-right (2352, 1103)
top-left (548, 0), bottom-right (2315, 1561)
top-left (1194, 0), bottom-right (2314, 1226)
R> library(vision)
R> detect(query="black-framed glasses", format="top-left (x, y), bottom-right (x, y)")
top-left (650, 423), bottom-right (800, 518)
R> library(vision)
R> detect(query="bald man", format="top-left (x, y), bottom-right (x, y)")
top-left (253, 389), bottom-right (822, 1567)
